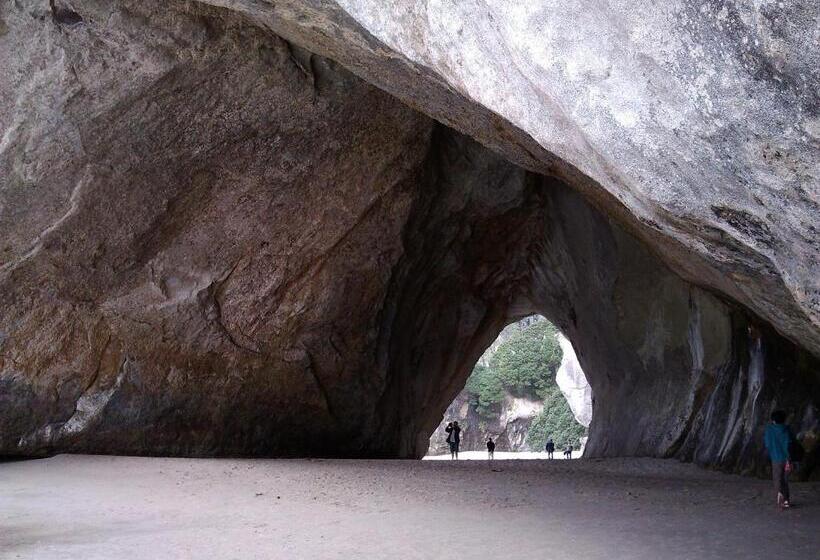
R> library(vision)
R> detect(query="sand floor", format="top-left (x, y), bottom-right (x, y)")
top-left (2, 455), bottom-right (819, 559)
top-left (424, 450), bottom-right (576, 460)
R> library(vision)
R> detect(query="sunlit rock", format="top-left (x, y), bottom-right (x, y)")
top-left (555, 335), bottom-right (592, 428)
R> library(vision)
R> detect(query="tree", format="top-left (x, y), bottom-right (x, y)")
top-left (464, 362), bottom-right (504, 416)
top-left (464, 320), bottom-right (564, 416)
top-left (526, 385), bottom-right (586, 450)
top-left (489, 320), bottom-right (562, 400)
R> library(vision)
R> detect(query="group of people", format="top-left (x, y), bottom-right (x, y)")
top-left (446, 409), bottom-right (803, 511)
top-left (544, 438), bottom-right (573, 459)
top-left (445, 421), bottom-right (576, 461)
top-left (487, 437), bottom-right (573, 460)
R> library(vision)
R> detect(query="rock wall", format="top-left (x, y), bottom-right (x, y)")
top-left (555, 334), bottom-right (592, 428)
top-left (201, 0), bottom-right (820, 360)
top-left (1, 0), bottom-right (436, 457)
top-left (518, 181), bottom-right (820, 477)
top-left (0, 0), bottom-right (818, 477)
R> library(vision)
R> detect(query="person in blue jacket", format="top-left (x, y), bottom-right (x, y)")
top-left (764, 410), bottom-right (793, 509)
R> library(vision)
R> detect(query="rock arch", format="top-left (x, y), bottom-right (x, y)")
top-left (1, 1), bottom-right (817, 476)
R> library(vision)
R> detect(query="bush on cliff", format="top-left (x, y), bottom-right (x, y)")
top-left (465, 320), bottom-right (563, 414)
top-left (526, 386), bottom-right (586, 450)
top-left (489, 320), bottom-right (563, 400)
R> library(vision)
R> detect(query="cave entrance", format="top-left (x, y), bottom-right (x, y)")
top-left (424, 315), bottom-right (592, 460)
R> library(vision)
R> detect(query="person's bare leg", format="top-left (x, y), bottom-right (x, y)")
top-left (782, 465), bottom-right (791, 506)
top-left (772, 462), bottom-right (787, 508)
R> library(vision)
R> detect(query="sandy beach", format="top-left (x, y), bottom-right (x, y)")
top-left (2, 455), bottom-right (818, 559)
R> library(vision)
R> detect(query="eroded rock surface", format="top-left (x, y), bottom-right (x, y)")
top-left (1, 0), bottom-right (436, 456)
top-left (556, 334), bottom-right (592, 428)
top-left (202, 0), bottom-right (820, 360)
top-left (0, 1), bottom-right (818, 477)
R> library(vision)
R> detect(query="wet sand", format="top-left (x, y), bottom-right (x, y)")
top-left (2, 455), bottom-right (818, 559)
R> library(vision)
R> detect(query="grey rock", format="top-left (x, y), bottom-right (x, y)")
top-left (205, 0), bottom-right (820, 357)
top-left (555, 334), bottom-right (592, 428)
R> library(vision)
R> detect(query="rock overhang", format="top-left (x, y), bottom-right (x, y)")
top-left (0, 0), bottom-right (818, 477)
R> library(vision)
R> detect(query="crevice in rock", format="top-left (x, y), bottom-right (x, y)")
top-left (49, 0), bottom-right (83, 26)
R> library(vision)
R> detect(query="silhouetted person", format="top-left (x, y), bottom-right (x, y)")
top-left (765, 410), bottom-right (793, 509)
top-left (486, 437), bottom-right (495, 460)
top-left (445, 421), bottom-right (461, 460)
top-left (545, 438), bottom-right (555, 459)
top-left (563, 444), bottom-right (573, 459)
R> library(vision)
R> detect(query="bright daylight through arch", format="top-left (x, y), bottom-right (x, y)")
top-left (426, 316), bottom-right (592, 460)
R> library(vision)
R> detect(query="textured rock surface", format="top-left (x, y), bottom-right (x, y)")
top-left (1, 0), bottom-right (437, 456)
top-left (555, 334), bottom-right (592, 428)
top-left (0, 1), bottom-right (818, 477)
top-left (203, 0), bottom-right (820, 360)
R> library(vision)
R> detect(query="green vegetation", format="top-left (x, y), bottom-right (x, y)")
top-left (489, 320), bottom-right (562, 400)
top-left (526, 386), bottom-right (586, 449)
top-left (463, 319), bottom-right (586, 449)
top-left (464, 363), bottom-right (504, 416)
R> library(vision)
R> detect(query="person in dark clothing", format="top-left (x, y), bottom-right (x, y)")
top-left (486, 437), bottom-right (495, 460)
top-left (764, 410), bottom-right (794, 509)
top-left (445, 421), bottom-right (461, 460)
top-left (545, 438), bottom-right (555, 459)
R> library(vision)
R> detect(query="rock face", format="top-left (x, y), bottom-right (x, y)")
top-left (1, 1), bottom-right (818, 477)
top-left (427, 391), bottom-right (543, 454)
top-left (555, 335), bottom-right (592, 428)
top-left (209, 0), bottom-right (820, 359)
top-left (2, 0), bottom-right (436, 457)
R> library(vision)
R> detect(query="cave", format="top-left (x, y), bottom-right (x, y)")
top-left (1, 0), bottom-right (818, 480)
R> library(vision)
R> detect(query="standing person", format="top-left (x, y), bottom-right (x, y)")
top-left (564, 444), bottom-right (573, 459)
top-left (764, 410), bottom-right (793, 509)
top-left (545, 438), bottom-right (555, 459)
top-left (445, 421), bottom-right (461, 460)
top-left (486, 437), bottom-right (496, 460)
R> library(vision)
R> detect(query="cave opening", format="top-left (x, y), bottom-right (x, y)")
top-left (423, 315), bottom-right (592, 460)
top-left (365, 124), bottom-right (817, 476)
